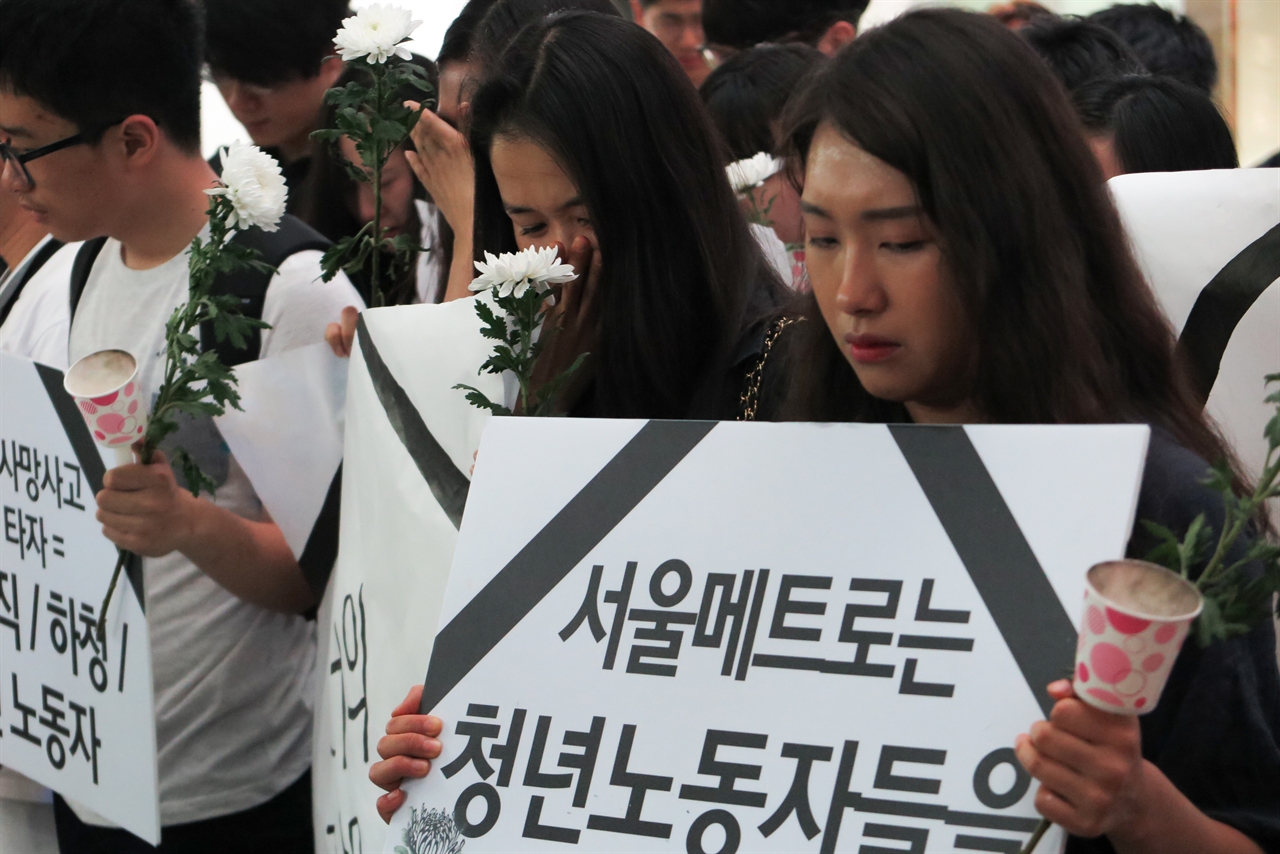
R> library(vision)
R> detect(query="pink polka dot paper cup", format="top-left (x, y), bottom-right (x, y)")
top-left (63, 349), bottom-right (147, 465)
top-left (1074, 559), bottom-right (1202, 715)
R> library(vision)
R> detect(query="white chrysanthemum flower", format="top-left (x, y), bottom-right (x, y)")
top-left (204, 141), bottom-right (288, 232)
top-left (726, 152), bottom-right (784, 193)
top-left (334, 4), bottom-right (422, 64)
top-left (469, 246), bottom-right (577, 299)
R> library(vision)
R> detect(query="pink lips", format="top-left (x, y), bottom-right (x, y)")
top-left (846, 333), bottom-right (901, 364)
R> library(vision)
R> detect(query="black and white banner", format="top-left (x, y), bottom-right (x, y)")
top-left (214, 343), bottom-right (348, 596)
top-left (313, 298), bottom-right (505, 853)
top-left (0, 351), bottom-right (159, 843)
top-left (386, 417), bottom-right (1150, 854)
top-left (1111, 168), bottom-right (1279, 523)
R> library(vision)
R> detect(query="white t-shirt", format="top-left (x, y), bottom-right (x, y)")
top-left (0, 236), bottom-right (78, 368)
top-left (67, 234), bottom-right (362, 826)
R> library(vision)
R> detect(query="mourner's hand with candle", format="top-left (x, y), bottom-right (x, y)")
top-left (370, 684), bottom-right (443, 823)
top-left (96, 450), bottom-right (195, 557)
top-left (1015, 680), bottom-right (1263, 854)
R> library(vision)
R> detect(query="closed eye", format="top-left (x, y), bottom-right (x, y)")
top-left (883, 241), bottom-right (926, 253)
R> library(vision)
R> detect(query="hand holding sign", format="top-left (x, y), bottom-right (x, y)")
top-left (370, 684), bottom-right (443, 823)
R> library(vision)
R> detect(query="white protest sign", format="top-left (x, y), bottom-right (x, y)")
top-left (387, 418), bottom-right (1152, 854)
top-left (314, 298), bottom-right (504, 853)
top-left (214, 343), bottom-right (347, 591)
top-left (0, 351), bottom-right (160, 844)
top-left (1110, 169), bottom-right (1280, 511)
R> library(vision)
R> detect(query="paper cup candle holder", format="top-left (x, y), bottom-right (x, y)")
top-left (64, 349), bottom-right (147, 464)
top-left (1073, 559), bottom-right (1203, 715)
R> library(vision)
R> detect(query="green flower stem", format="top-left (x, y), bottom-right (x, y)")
top-left (1190, 416), bottom-right (1278, 593)
top-left (1019, 818), bottom-right (1051, 854)
top-left (371, 64), bottom-right (386, 308)
top-left (96, 195), bottom-right (267, 641)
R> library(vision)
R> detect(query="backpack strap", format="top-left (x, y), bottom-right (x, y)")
top-left (0, 238), bottom-right (64, 327)
top-left (66, 218), bottom-right (330, 368)
top-left (68, 236), bottom-right (109, 323)
top-left (200, 214), bottom-right (331, 367)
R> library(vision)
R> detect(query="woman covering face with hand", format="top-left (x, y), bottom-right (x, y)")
top-left (463, 9), bottom-right (783, 419)
top-left (776, 10), bottom-right (1279, 854)
top-left (368, 9), bottom-right (786, 821)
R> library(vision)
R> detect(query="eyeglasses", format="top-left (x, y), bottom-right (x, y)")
top-left (0, 122), bottom-right (120, 190)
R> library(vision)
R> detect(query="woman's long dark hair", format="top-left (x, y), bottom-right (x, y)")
top-left (468, 11), bottom-right (781, 418)
top-left (778, 9), bottom-right (1235, 477)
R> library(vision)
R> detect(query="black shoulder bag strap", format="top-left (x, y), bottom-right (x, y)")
top-left (0, 237), bottom-right (65, 326)
top-left (201, 214), bottom-right (331, 367)
top-left (68, 236), bottom-right (109, 322)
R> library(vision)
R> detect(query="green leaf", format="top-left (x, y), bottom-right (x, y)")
top-left (452, 384), bottom-right (512, 416)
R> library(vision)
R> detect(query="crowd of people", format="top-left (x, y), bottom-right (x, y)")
top-left (0, 0), bottom-right (1276, 853)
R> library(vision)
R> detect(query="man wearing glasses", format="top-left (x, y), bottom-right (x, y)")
top-left (631, 0), bottom-right (714, 87)
top-left (0, 149), bottom-right (76, 367)
top-left (0, 1), bottom-right (359, 851)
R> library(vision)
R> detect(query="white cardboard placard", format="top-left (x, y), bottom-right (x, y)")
top-left (0, 352), bottom-right (160, 844)
top-left (1110, 168), bottom-right (1280, 513)
top-left (385, 418), bottom-right (1150, 854)
top-left (313, 298), bottom-right (503, 853)
top-left (214, 343), bottom-right (347, 559)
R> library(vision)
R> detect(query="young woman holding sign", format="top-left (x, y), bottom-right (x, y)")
top-left (771, 9), bottom-right (1279, 854)
top-left (369, 11), bottom-right (1279, 853)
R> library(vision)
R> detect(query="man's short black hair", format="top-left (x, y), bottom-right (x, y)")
top-left (1087, 3), bottom-right (1217, 93)
top-left (703, 0), bottom-right (869, 50)
top-left (0, 0), bottom-right (203, 152)
top-left (206, 0), bottom-right (350, 86)
top-left (1020, 16), bottom-right (1147, 93)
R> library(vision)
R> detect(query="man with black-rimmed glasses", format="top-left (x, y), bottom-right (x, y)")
top-left (0, 1), bottom-right (359, 851)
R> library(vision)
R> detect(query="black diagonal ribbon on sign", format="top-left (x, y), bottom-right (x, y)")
top-left (297, 462), bottom-right (343, 598)
top-left (357, 314), bottom-right (470, 529)
top-left (1177, 221), bottom-right (1280, 406)
top-left (890, 425), bottom-right (1075, 718)
top-left (419, 420), bottom-right (717, 714)
top-left (34, 362), bottom-right (145, 609)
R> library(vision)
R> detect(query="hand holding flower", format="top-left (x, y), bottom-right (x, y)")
top-left (1016, 680), bottom-right (1145, 839)
top-left (96, 450), bottom-right (196, 558)
top-left (526, 236), bottom-right (601, 414)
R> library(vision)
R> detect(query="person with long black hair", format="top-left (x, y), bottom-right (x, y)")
top-left (334, 9), bottom-right (785, 417)
top-left (466, 11), bottom-right (783, 419)
top-left (365, 8), bottom-right (787, 819)
top-left (776, 9), bottom-right (1277, 853)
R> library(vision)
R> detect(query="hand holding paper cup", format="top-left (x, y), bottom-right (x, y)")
top-left (64, 349), bottom-right (146, 467)
top-left (1073, 559), bottom-right (1203, 715)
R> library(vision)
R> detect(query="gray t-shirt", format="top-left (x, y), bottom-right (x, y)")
top-left (68, 235), bottom-right (360, 825)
